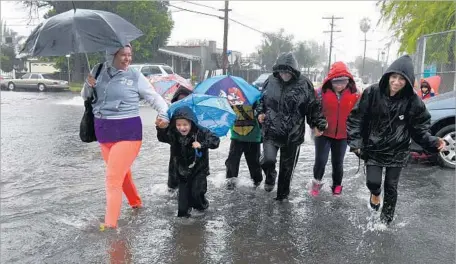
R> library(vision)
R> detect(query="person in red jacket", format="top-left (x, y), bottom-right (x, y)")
top-left (311, 62), bottom-right (360, 196)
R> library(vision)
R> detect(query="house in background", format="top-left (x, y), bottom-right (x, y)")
top-left (26, 58), bottom-right (58, 73)
top-left (155, 40), bottom-right (242, 82)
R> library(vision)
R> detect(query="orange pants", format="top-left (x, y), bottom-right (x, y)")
top-left (100, 141), bottom-right (142, 228)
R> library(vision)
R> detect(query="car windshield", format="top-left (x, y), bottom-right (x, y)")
top-left (162, 66), bottom-right (174, 74)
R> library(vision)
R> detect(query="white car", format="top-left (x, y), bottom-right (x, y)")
top-left (129, 64), bottom-right (174, 77)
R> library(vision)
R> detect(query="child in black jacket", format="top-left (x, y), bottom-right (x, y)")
top-left (157, 106), bottom-right (220, 217)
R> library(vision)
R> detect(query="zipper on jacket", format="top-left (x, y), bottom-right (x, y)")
top-left (335, 92), bottom-right (341, 137)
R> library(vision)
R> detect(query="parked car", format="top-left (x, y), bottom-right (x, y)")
top-left (4, 73), bottom-right (69, 92)
top-left (129, 63), bottom-right (174, 78)
top-left (410, 90), bottom-right (456, 168)
top-left (252, 73), bottom-right (271, 91)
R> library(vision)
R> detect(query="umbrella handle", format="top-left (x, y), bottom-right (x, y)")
top-left (85, 53), bottom-right (91, 71)
top-left (195, 148), bottom-right (203, 158)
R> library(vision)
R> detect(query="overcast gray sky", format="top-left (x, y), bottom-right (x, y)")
top-left (1, 0), bottom-right (400, 64)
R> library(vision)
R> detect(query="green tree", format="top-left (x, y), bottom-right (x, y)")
top-left (378, 1), bottom-right (455, 64)
top-left (257, 28), bottom-right (294, 71)
top-left (0, 44), bottom-right (15, 72)
top-left (294, 41), bottom-right (319, 70)
top-left (22, 1), bottom-right (174, 81)
top-left (0, 20), bottom-right (20, 72)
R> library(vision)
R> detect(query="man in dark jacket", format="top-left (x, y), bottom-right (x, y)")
top-left (256, 52), bottom-right (328, 201)
top-left (347, 55), bottom-right (445, 224)
top-left (167, 85), bottom-right (193, 192)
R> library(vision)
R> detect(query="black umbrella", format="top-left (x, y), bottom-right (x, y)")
top-left (20, 8), bottom-right (143, 68)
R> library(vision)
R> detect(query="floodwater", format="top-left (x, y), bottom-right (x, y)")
top-left (1, 91), bottom-right (454, 264)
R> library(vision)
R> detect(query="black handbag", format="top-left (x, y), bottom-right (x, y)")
top-left (79, 63), bottom-right (104, 143)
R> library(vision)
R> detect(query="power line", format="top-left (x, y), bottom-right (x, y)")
top-left (167, 3), bottom-right (223, 19)
top-left (178, 1), bottom-right (219, 11)
top-left (169, 3), bottom-right (283, 40)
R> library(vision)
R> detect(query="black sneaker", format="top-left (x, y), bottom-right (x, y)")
top-left (380, 213), bottom-right (393, 225)
top-left (253, 181), bottom-right (262, 188)
top-left (274, 196), bottom-right (289, 202)
top-left (264, 184), bottom-right (274, 192)
top-left (177, 212), bottom-right (191, 218)
top-left (226, 178), bottom-right (236, 190)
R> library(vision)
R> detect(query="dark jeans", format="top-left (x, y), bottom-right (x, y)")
top-left (313, 136), bottom-right (348, 187)
top-left (225, 140), bottom-right (263, 183)
top-left (261, 141), bottom-right (300, 199)
top-left (366, 165), bottom-right (402, 222)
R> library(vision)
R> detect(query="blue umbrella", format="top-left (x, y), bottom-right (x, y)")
top-left (168, 94), bottom-right (237, 137)
top-left (194, 75), bottom-right (261, 106)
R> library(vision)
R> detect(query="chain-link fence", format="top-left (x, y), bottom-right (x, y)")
top-left (414, 30), bottom-right (456, 94)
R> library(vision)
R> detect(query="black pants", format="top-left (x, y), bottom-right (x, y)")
top-left (225, 140), bottom-right (263, 183)
top-left (313, 136), bottom-right (348, 187)
top-left (168, 148), bottom-right (178, 189)
top-left (366, 165), bottom-right (402, 222)
top-left (261, 141), bottom-right (300, 199)
top-left (177, 173), bottom-right (209, 217)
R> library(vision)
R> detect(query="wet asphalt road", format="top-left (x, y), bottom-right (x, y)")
top-left (1, 91), bottom-right (455, 264)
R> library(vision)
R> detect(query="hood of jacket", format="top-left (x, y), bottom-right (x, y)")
top-left (170, 106), bottom-right (199, 135)
top-left (171, 85), bottom-right (193, 103)
top-left (321, 61), bottom-right (357, 93)
top-left (421, 75), bottom-right (441, 93)
top-left (272, 52), bottom-right (301, 80)
top-left (378, 55), bottom-right (415, 98)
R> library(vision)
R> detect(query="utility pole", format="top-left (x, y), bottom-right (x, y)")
top-left (323, 15), bottom-right (343, 73)
top-left (219, 1), bottom-right (231, 75)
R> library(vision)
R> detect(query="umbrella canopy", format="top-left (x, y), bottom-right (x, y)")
top-left (149, 75), bottom-right (193, 104)
top-left (168, 94), bottom-right (236, 137)
top-left (21, 9), bottom-right (143, 57)
top-left (194, 75), bottom-right (261, 106)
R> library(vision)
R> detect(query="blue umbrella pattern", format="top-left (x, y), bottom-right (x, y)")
top-left (167, 94), bottom-right (237, 137)
top-left (194, 75), bottom-right (261, 106)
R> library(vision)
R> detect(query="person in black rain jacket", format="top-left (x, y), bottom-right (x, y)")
top-left (347, 55), bottom-right (445, 224)
top-left (157, 106), bottom-right (220, 217)
top-left (167, 85), bottom-right (193, 192)
top-left (256, 52), bottom-right (328, 201)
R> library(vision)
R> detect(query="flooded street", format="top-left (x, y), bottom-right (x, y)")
top-left (1, 91), bottom-right (455, 264)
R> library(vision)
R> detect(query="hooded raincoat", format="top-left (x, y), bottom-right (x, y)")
top-left (347, 55), bottom-right (440, 167)
top-left (157, 106), bottom-right (220, 215)
top-left (256, 52), bottom-right (327, 147)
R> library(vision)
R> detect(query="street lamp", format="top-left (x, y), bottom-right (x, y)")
top-left (359, 17), bottom-right (371, 79)
top-left (381, 50), bottom-right (386, 75)
top-left (65, 54), bottom-right (71, 84)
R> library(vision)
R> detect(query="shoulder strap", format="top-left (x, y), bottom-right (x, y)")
top-left (94, 63), bottom-right (104, 79)
top-left (90, 63), bottom-right (104, 103)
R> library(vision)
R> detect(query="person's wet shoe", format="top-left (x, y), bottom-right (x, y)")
top-left (274, 195), bottom-right (289, 202)
top-left (177, 211), bottom-right (191, 218)
top-left (370, 194), bottom-right (381, 211)
top-left (310, 179), bottom-right (323, 197)
top-left (380, 213), bottom-right (393, 225)
top-left (264, 184), bottom-right (274, 192)
top-left (226, 178), bottom-right (236, 190)
top-left (253, 181), bottom-right (262, 188)
top-left (99, 223), bottom-right (116, 232)
top-left (332, 185), bottom-right (343, 196)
